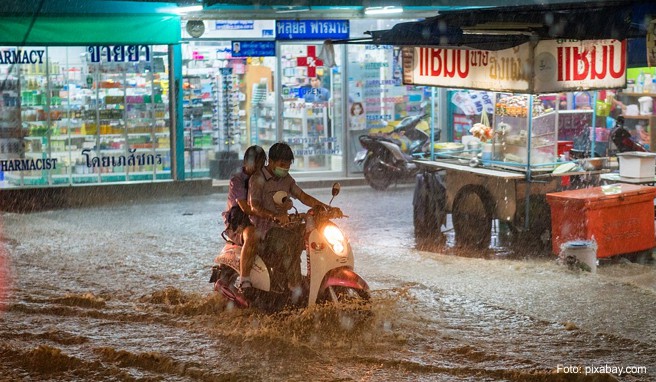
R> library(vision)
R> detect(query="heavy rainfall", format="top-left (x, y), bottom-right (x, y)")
top-left (0, 185), bottom-right (654, 381)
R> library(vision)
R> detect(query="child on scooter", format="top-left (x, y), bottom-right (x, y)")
top-left (221, 146), bottom-right (267, 297)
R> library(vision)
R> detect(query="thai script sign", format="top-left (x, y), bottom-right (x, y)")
top-left (215, 20), bottom-right (255, 30)
top-left (403, 44), bottom-right (531, 92)
top-left (276, 20), bottom-right (349, 40)
top-left (87, 45), bottom-right (151, 63)
top-left (402, 39), bottom-right (626, 93)
top-left (82, 149), bottom-right (162, 168)
top-left (0, 49), bottom-right (45, 65)
top-left (534, 39), bottom-right (626, 93)
top-left (231, 41), bottom-right (276, 57)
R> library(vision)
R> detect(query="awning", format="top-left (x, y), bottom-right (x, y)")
top-left (0, 14), bottom-right (181, 46)
top-left (365, 1), bottom-right (645, 51)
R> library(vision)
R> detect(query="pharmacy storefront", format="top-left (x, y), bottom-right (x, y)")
top-left (0, 14), bottom-right (181, 188)
top-left (181, 18), bottom-right (437, 179)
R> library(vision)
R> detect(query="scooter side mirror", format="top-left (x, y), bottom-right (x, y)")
top-left (332, 183), bottom-right (341, 196)
top-left (329, 183), bottom-right (341, 205)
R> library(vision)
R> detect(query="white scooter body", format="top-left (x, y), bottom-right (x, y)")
top-left (211, 184), bottom-right (368, 309)
top-left (215, 243), bottom-right (272, 292)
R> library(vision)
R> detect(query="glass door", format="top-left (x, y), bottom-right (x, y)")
top-left (278, 42), bottom-right (343, 175)
top-left (182, 41), bottom-right (277, 179)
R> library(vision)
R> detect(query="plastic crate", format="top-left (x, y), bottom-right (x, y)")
top-left (546, 184), bottom-right (656, 258)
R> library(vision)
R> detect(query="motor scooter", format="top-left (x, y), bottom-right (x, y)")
top-left (209, 183), bottom-right (369, 312)
top-left (355, 113), bottom-right (440, 190)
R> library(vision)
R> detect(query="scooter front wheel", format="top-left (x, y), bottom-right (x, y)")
top-left (322, 286), bottom-right (370, 304)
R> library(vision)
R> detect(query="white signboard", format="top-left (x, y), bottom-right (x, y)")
top-left (181, 20), bottom-right (275, 39)
top-left (402, 44), bottom-right (532, 93)
top-left (403, 39), bottom-right (627, 93)
top-left (534, 39), bottom-right (626, 93)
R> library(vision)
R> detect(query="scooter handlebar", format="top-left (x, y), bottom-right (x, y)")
top-left (276, 207), bottom-right (346, 227)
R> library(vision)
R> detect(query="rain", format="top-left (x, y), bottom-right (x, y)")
top-left (1, 0), bottom-right (656, 380)
top-left (1, 184), bottom-right (654, 381)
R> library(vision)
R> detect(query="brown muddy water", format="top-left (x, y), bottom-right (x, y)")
top-left (0, 185), bottom-right (654, 381)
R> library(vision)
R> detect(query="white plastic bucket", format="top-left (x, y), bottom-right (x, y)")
top-left (561, 240), bottom-right (597, 273)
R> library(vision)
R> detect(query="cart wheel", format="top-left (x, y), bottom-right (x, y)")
top-left (413, 171), bottom-right (446, 245)
top-left (453, 185), bottom-right (494, 249)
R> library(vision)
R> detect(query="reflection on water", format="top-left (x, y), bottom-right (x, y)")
top-left (0, 187), bottom-right (654, 380)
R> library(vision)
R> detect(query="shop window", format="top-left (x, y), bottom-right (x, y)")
top-left (280, 43), bottom-right (343, 173)
top-left (0, 45), bottom-right (172, 188)
top-left (346, 44), bottom-right (433, 173)
top-left (182, 41), bottom-right (277, 179)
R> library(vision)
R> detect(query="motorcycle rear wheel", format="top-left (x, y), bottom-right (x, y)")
top-left (363, 155), bottom-right (393, 191)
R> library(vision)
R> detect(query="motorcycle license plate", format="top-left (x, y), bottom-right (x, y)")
top-left (354, 150), bottom-right (367, 163)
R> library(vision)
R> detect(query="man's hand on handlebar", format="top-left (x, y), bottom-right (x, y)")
top-left (273, 213), bottom-right (290, 225)
top-left (329, 206), bottom-right (343, 216)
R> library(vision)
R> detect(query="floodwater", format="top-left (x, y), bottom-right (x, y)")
top-left (0, 185), bottom-right (654, 381)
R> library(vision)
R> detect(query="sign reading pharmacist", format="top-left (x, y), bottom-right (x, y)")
top-left (402, 39), bottom-right (626, 93)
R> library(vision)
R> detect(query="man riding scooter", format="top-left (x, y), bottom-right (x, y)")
top-left (238, 142), bottom-right (339, 305)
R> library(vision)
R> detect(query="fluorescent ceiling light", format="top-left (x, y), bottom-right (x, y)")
top-left (273, 6), bottom-right (310, 13)
top-left (364, 6), bottom-right (403, 15)
top-left (175, 5), bottom-right (203, 14)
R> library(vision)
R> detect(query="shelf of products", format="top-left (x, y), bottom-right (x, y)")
top-left (183, 74), bottom-right (217, 177)
top-left (2, 47), bottom-right (171, 187)
top-left (616, 91), bottom-right (655, 150)
top-left (282, 100), bottom-right (333, 170)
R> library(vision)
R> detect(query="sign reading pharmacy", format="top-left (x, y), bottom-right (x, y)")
top-left (402, 39), bottom-right (626, 93)
top-left (231, 41), bottom-right (276, 57)
top-left (276, 20), bottom-right (349, 40)
top-left (0, 49), bottom-right (45, 64)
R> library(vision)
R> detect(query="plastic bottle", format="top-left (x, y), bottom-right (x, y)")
top-left (644, 73), bottom-right (653, 93)
top-left (636, 70), bottom-right (645, 93)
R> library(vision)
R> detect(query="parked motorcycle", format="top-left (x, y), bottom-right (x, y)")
top-left (610, 116), bottom-right (648, 153)
top-left (570, 116), bottom-right (647, 159)
top-left (209, 183), bottom-right (370, 312)
top-left (355, 113), bottom-right (439, 190)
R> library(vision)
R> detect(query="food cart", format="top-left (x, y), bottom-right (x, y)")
top-left (337, 1), bottom-right (656, 252)
top-left (400, 39), bottom-right (629, 250)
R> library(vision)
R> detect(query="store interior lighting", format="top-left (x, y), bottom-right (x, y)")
top-left (273, 6), bottom-right (311, 13)
top-left (364, 6), bottom-right (404, 15)
top-left (175, 5), bottom-right (203, 14)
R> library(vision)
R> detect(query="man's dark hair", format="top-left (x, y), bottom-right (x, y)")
top-left (269, 142), bottom-right (294, 162)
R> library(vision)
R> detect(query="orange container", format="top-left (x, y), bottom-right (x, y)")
top-left (546, 184), bottom-right (656, 258)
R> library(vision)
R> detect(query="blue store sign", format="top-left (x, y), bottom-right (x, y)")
top-left (276, 20), bottom-right (349, 40)
top-left (231, 41), bottom-right (276, 57)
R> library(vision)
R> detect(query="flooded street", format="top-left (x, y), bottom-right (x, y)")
top-left (1, 185), bottom-right (655, 381)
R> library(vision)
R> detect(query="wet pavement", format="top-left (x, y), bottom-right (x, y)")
top-left (0, 184), bottom-right (654, 381)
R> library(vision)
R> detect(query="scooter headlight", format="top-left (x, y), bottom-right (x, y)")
top-left (323, 224), bottom-right (346, 255)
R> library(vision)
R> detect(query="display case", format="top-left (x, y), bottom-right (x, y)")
top-left (493, 94), bottom-right (558, 168)
top-left (0, 68), bottom-right (24, 158)
top-left (183, 74), bottom-right (215, 177)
